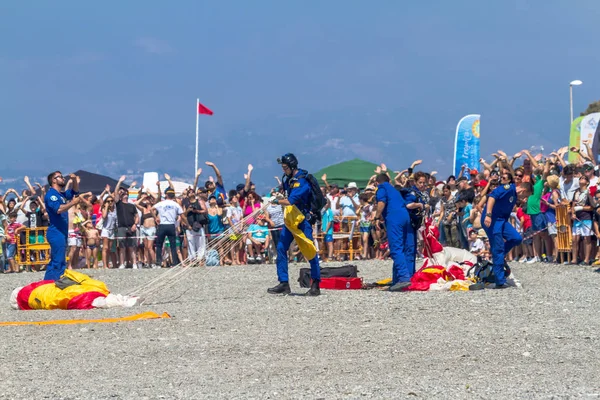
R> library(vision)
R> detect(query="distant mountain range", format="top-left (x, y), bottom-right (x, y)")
top-left (0, 107), bottom-right (562, 195)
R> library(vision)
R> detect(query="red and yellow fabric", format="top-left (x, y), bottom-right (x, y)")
top-left (283, 205), bottom-right (317, 260)
top-left (17, 270), bottom-right (109, 310)
top-left (407, 263), bottom-right (466, 291)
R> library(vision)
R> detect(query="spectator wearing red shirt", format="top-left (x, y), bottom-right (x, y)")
top-left (516, 204), bottom-right (533, 262)
top-left (5, 212), bottom-right (25, 273)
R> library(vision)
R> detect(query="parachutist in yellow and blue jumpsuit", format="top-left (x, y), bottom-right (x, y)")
top-left (268, 153), bottom-right (321, 296)
top-left (374, 174), bottom-right (412, 291)
top-left (483, 174), bottom-right (522, 287)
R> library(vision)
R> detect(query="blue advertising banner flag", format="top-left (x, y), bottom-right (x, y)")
top-left (453, 114), bottom-right (480, 177)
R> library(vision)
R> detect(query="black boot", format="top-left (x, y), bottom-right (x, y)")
top-left (305, 280), bottom-right (320, 296)
top-left (267, 282), bottom-right (291, 295)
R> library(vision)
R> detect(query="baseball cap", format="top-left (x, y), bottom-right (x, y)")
top-left (165, 187), bottom-right (175, 194)
top-left (236, 184), bottom-right (245, 191)
top-left (457, 176), bottom-right (468, 182)
top-left (470, 169), bottom-right (478, 176)
top-left (476, 180), bottom-right (488, 187)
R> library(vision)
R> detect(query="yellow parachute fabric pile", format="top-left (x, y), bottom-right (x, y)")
top-left (283, 205), bottom-right (317, 261)
top-left (26, 270), bottom-right (110, 310)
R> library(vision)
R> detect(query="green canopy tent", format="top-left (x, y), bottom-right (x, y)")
top-left (313, 158), bottom-right (397, 189)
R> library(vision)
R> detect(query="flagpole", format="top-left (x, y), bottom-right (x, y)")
top-left (195, 98), bottom-right (199, 176)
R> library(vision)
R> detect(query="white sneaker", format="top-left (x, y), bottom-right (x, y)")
top-left (527, 257), bottom-right (540, 264)
top-left (132, 263), bottom-right (138, 269)
top-left (518, 257), bottom-right (527, 263)
top-left (118, 264), bottom-right (126, 269)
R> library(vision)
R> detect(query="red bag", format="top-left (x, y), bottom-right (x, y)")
top-left (318, 277), bottom-right (363, 290)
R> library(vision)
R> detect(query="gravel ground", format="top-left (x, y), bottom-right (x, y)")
top-left (0, 260), bottom-right (599, 399)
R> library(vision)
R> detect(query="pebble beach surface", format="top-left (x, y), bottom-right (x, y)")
top-left (0, 260), bottom-right (599, 399)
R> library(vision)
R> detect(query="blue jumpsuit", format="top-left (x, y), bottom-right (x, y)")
top-left (44, 188), bottom-right (76, 281)
top-left (403, 186), bottom-right (425, 276)
top-left (276, 170), bottom-right (321, 283)
top-left (376, 182), bottom-right (412, 284)
top-left (486, 184), bottom-right (522, 286)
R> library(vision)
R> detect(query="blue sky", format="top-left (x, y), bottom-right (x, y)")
top-left (2, 1), bottom-right (600, 168)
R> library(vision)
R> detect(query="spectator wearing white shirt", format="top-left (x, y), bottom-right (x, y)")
top-left (335, 182), bottom-right (360, 233)
top-left (469, 229), bottom-right (485, 255)
top-left (153, 187), bottom-right (183, 266)
top-left (559, 165), bottom-right (579, 201)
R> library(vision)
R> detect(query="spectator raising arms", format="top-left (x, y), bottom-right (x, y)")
top-left (205, 161), bottom-right (226, 205)
top-left (114, 176), bottom-right (139, 269)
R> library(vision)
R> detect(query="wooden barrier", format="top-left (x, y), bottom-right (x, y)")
top-left (555, 204), bottom-right (572, 256)
top-left (16, 227), bottom-right (50, 267)
top-left (315, 217), bottom-right (363, 261)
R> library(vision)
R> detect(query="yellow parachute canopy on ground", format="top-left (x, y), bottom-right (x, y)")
top-left (22, 270), bottom-right (110, 310)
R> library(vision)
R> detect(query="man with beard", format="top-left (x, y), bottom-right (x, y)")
top-left (44, 171), bottom-right (80, 280)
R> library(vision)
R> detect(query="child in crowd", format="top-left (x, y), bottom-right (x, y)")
top-left (469, 229), bottom-right (485, 256)
top-left (358, 194), bottom-right (373, 260)
top-left (245, 214), bottom-right (270, 263)
top-left (6, 212), bottom-right (25, 273)
top-left (226, 190), bottom-right (244, 265)
top-left (81, 220), bottom-right (100, 269)
top-left (516, 202), bottom-right (534, 262)
top-left (321, 198), bottom-right (334, 262)
top-left (377, 229), bottom-right (390, 260)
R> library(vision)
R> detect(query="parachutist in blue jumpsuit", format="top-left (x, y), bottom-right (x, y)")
top-left (268, 153), bottom-right (321, 296)
top-left (483, 173), bottom-right (522, 288)
top-left (403, 172), bottom-right (429, 276)
top-left (44, 171), bottom-right (80, 281)
top-left (374, 174), bottom-right (413, 291)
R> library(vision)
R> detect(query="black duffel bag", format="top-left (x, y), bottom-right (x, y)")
top-left (298, 265), bottom-right (359, 288)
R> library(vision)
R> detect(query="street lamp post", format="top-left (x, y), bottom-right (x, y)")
top-left (570, 79), bottom-right (583, 123)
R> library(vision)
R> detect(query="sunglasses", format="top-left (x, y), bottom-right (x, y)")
top-left (54, 175), bottom-right (64, 180)
top-left (515, 174), bottom-right (523, 178)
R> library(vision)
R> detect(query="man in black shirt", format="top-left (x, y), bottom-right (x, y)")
top-left (114, 176), bottom-right (139, 269)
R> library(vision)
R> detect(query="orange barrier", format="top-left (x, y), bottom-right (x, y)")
top-left (0, 311), bottom-right (171, 327)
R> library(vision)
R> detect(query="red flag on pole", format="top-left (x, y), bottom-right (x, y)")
top-left (198, 102), bottom-right (213, 115)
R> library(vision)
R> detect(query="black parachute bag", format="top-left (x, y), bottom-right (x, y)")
top-left (298, 265), bottom-right (359, 288)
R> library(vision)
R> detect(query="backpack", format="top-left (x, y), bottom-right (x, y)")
top-left (397, 187), bottom-right (424, 230)
top-left (467, 260), bottom-right (496, 284)
top-left (467, 259), bottom-right (511, 285)
top-left (288, 171), bottom-right (327, 224)
top-left (205, 249), bottom-right (220, 266)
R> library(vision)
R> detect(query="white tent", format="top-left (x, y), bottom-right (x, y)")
top-left (158, 180), bottom-right (192, 196)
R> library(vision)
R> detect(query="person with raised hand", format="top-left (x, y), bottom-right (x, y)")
top-left (43, 171), bottom-right (80, 280)
top-left (204, 161), bottom-right (226, 205)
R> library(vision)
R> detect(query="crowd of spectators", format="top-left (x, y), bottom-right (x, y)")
top-left (0, 143), bottom-right (598, 273)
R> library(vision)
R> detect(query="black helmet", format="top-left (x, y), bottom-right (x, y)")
top-left (277, 153), bottom-right (298, 170)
